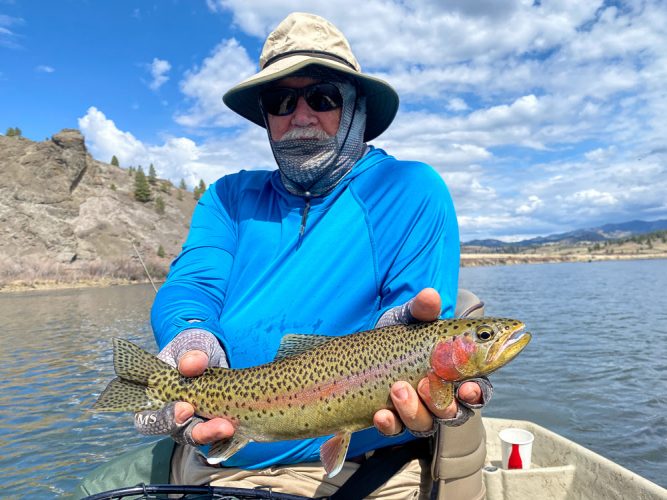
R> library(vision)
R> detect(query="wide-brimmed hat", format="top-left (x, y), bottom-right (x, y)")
top-left (223, 12), bottom-right (399, 142)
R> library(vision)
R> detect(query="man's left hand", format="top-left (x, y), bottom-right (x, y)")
top-left (372, 288), bottom-right (487, 436)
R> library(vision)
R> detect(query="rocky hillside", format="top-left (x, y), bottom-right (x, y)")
top-left (0, 129), bottom-right (197, 288)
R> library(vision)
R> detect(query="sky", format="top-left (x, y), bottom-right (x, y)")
top-left (1, 0), bottom-right (666, 242)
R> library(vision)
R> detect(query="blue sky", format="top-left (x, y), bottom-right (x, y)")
top-left (2, 0), bottom-right (666, 241)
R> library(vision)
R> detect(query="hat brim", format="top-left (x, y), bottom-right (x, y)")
top-left (222, 55), bottom-right (399, 142)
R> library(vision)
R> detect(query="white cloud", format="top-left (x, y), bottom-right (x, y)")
top-left (148, 58), bottom-right (171, 91)
top-left (35, 65), bottom-right (55, 73)
top-left (0, 14), bottom-right (23, 49)
top-left (516, 195), bottom-right (544, 216)
top-left (79, 0), bottom-right (661, 241)
top-left (78, 107), bottom-right (275, 189)
top-left (447, 98), bottom-right (469, 112)
top-left (175, 38), bottom-right (256, 128)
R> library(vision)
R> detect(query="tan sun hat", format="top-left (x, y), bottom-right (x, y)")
top-left (222, 12), bottom-right (399, 142)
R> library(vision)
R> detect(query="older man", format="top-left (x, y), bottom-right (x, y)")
top-left (138, 12), bottom-right (490, 499)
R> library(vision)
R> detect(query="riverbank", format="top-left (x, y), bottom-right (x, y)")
top-left (2, 251), bottom-right (666, 293)
top-left (0, 255), bottom-right (168, 293)
top-left (461, 251), bottom-right (667, 267)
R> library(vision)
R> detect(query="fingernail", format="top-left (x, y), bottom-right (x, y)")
top-left (394, 385), bottom-right (408, 402)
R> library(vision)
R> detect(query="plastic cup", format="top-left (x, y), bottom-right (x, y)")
top-left (499, 428), bottom-right (534, 470)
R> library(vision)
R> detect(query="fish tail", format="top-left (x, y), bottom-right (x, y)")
top-left (93, 338), bottom-right (173, 412)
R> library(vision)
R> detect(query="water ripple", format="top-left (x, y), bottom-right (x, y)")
top-left (0, 263), bottom-right (666, 497)
top-left (461, 259), bottom-right (667, 488)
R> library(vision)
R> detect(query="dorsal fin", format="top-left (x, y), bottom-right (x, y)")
top-left (274, 334), bottom-right (333, 361)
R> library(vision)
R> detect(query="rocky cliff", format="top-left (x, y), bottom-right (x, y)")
top-left (0, 129), bottom-right (197, 287)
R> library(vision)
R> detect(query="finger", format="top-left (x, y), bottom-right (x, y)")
top-left (174, 402), bottom-right (195, 425)
top-left (410, 288), bottom-right (441, 322)
top-left (390, 381), bottom-right (434, 433)
top-left (417, 378), bottom-right (459, 419)
top-left (191, 417), bottom-right (236, 445)
top-left (457, 381), bottom-right (483, 406)
top-left (178, 350), bottom-right (210, 377)
top-left (373, 408), bottom-right (404, 436)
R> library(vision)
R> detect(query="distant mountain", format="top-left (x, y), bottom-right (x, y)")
top-left (464, 219), bottom-right (667, 248)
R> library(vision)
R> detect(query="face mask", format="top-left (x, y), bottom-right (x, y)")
top-left (266, 77), bottom-right (367, 198)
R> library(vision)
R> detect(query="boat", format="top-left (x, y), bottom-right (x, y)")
top-left (75, 417), bottom-right (666, 499)
top-left (482, 417), bottom-right (666, 500)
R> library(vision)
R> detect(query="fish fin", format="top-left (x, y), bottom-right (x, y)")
top-left (274, 334), bottom-right (333, 360)
top-left (112, 338), bottom-right (172, 384)
top-left (428, 372), bottom-right (454, 410)
top-left (93, 377), bottom-right (162, 412)
top-left (320, 431), bottom-right (352, 478)
top-left (206, 435), bottom-right (250, 465)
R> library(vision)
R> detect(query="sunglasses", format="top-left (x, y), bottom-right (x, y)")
top-left (260, 83), bottom-right (343, 116)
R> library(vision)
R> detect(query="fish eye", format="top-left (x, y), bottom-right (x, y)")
top-left (476, 326), bottom-right (495, 342)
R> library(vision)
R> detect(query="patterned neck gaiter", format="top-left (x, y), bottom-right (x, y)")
top-left (267, 77), bottom-right (367, 198)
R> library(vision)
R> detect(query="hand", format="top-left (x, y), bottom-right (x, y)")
top-left (134, 329), bottom-right (235, 445)
top-left (373, 288), bottom-right (488, 436)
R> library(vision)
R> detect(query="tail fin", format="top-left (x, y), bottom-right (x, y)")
top-left (112, 338), bottom-right (171, 384)
top-left (93, 338), bottom-right (173, 412)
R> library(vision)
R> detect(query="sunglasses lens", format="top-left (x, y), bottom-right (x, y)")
top-left (304, 84), bottom-right (343, 112)
top-left (261, 83), bottom-right (343, 116)
top-left (261, 88), bottom-right (298, 116)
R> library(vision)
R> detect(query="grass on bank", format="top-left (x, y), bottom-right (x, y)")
top-left (0, 255), bottom-right (169, 291)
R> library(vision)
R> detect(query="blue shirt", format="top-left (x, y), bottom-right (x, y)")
top-left (151, 146), bottom-right (460, 469)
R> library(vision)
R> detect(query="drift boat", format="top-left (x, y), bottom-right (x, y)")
top-left (75, 417), bottom-right (666, 499)
top-left (482, 417), bottom-right (666, 500)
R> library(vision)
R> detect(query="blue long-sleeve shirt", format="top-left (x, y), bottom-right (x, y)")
top-left (151, 146), bottom-right (460, 469)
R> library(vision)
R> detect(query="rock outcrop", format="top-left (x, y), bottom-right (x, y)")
top-left (0, 129), bottom-right (197, 272)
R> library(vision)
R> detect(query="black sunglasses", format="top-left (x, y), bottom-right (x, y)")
top-left (259, 83), bottom-right (343, 116)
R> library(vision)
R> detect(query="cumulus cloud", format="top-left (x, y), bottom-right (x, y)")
top-left (174, 39), bottom-right (256, 128)
top-left (148, 58), bottom-right (171, 90)
top-left (78, 107), bottom-right (275, 189)
top-left (112, 0), bottom-right (666, 240)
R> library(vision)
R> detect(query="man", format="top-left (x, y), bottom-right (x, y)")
top-left (138, 12), bottom-right (490, 499)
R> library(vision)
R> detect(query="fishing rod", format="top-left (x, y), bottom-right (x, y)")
top-left (131, 240), bottom-right (158, 294)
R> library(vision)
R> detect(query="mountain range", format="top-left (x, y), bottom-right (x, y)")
top-left (464, 219), bottom-right (667, 248)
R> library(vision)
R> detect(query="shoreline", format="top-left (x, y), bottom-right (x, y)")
top-left (460, 252), bottom-right (667, 267)
top-left (1, 253), bottom-right (665, 294)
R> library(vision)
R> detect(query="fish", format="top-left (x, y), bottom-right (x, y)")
top-left (93, 317), bottom-right (531, 477)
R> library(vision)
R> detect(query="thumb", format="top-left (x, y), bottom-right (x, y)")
top-left (178, 350), bottom-right (210, 377)
top-left (410, 288), bottom-right (441, 322)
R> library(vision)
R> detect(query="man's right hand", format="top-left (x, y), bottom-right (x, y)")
top-left (134, 329), bottom-right (235, 445)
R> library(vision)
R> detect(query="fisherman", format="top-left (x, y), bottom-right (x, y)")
top-left (137, 12), bottom-right (492, 499)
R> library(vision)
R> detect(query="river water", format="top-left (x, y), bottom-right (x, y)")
top-left (0, 259), bottom-right (665, 498)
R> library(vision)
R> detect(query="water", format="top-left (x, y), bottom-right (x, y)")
top-left (0, 260), bottom-right (665, 497)
top-left (459, 259), bottom-right (667, 488)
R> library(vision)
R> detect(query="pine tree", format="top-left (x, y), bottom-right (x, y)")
top-left (148, 163), bottom-right (157, 185)
top-left (155, 195), bottom-right (165, 215)
top-left (194, 179), bottom-right (207, 200)
top-left (159, 180), bottom-right (172, 194)
top-left (111, 155), bottom-right (120, 166)
top-left (179, 178), bottom-right (187, 190)
top-left (134, 166), bottom-right (151, 202)
top-left (6, 127), bottom-right (22, 137)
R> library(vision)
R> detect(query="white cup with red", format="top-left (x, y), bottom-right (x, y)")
top-left (499, 428), bottom-right (534, 469)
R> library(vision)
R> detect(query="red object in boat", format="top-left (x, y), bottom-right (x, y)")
top-left (508, 443), bottom-right (523, 469)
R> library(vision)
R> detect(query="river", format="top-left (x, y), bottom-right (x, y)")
top-left (0, 259), bottom-right (665, 498)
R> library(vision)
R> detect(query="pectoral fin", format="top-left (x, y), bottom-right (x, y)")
top-left (320, 431), bottom-right (352, 478)
top-left (206, 435), bottom-right (250, 465)
top-left (428, 372), bottom-right (454, 410)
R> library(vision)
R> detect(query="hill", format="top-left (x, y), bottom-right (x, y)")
top-left (0, 129), bottom-right (197, 290)
top-left (464, 219), bottom-right (667, 248)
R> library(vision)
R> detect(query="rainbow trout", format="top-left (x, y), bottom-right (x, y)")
top-left (94, 318), bottom-right (530, 477)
